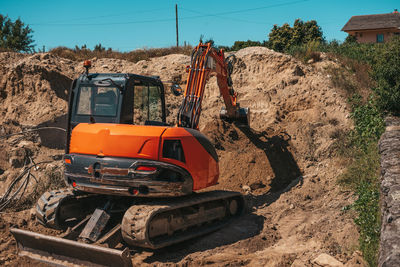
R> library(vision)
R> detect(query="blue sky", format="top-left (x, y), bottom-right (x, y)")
top-left (1, 0), bottom-right (398, 51)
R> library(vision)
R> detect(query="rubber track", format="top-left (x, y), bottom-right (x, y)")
top-left (121, 190), bottom-right (244, 249)
top-left (36, 188), bottom-right (76, 229)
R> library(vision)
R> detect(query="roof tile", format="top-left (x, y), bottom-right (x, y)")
top-left (342, 12), bottom-right (400, 31)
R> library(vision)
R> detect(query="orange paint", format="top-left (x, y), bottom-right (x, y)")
top-left (69, 123), bottom-right (219, 192)
top-left (69, 123), bottom-right (166, 160)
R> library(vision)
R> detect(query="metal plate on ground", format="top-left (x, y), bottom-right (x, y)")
top-left (11, 228), bottom-right (132, 267)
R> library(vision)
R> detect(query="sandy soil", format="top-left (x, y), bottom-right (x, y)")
top-left (0, 47), bottom-right (367, 266)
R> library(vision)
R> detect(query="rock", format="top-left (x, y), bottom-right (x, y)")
top-left (9, 156), bottom-right (24, 168)
top-left (313, 253), bottom-right (343, 267)
top-left (293, 65), bottom-right (305, 76)
top-left (40, 53), bottom-right (50, 60)
top-left (29, 208), bottom-right (36, 220)
top-left (344, 251), bottom-right (367, 267)
top-left (250, 181), bottom-right (266, 190)
top-left (379, 116), bottom-right (400, 267)
top-left (291, 259), bottom-right (307, 267)
top-left (52, 154), bottom-right (63, 160)
top-left (249, 156), bottom-right (256, 163)
top-left (17, 140), bottom-right (34, 149)
top-left (288, 78), bottom-right (299, 85)
top-left (45, 163), bottom-right (56, 172)
top-left (16, 218), bottom-right (27, 227)
top-left (242, 185), bottom-right (251, 193)
top-left (9, 147), bottom-right (31, 168)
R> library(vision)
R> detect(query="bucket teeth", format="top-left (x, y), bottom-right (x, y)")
top-left (220, 106), bottom-right (250, 126)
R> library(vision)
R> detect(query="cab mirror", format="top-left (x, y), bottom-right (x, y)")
top-left (171, 84), bottom-right (183, 96)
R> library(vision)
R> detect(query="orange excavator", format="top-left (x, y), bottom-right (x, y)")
top-left (11, 43), bottom-right (250, 267)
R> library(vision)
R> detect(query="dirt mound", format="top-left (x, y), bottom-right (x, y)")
top-left (0, 47), bottom-right (365, 266)
top-left (0, 53), bottom-right (76, 125)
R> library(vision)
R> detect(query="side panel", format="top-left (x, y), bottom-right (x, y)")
top-left (69, 123), bottom-right (166, 160)
top-left (160, 128), bottom-right (219, 190)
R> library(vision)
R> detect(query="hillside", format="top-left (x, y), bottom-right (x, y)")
top-left (0, 48), bottom-right (367, 266)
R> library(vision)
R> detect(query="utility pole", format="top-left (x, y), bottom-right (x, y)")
top-left (175, 4), bottom-right (179, 47)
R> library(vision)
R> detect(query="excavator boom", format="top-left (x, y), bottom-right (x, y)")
top-left (177, 43), bottom-right (250, 129)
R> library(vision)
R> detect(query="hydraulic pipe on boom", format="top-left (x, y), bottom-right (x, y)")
top-left (177, 42), bottom-right (250, 129)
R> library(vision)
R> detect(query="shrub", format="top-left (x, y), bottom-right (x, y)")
top-left (49, 45), bottom-right (193, 63)
top-left (0, 14), bottom-right (34, 52)
top-left (372, 37), bottom-right (400, 113)
top-left (287, 40), bottom-right (321, 62)
top-left (325, 43), bottom-right (384, 266)
top-left (350, 95), bottom-right (385, 147)
top-left (268, 19), bottom-right (324, 52)
top-left (227, 40), bottom-right (263, 51)
top-left (354, 181), bottom-right (380, 266)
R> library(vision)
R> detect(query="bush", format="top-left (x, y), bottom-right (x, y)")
top-left (287, 40), bottom-right (321, 62)
top-left (321, 41), bottom-right (379, 65)
top-left (268, 19), bottom-right (324, 52)
top-left (324, 42), bottom-right (384, 266)
top-left (354, 181), bottom-right (380, 266)
top-left (49, 45), bottom-right (193, 63)
top-left (350, 95), bottom-right (385, 147)
top-left (227, 40), bottom-right (263, 51)
top-left (0, 14), bottom-right (34, 52)
top-left (372, 37), bottom-right (400, 113)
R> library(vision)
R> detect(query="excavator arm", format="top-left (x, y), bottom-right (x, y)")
top-left (177, 42), bottom-right (250, 129)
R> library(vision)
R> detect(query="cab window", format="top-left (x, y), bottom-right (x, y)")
top-left (76, 86), bottom-right (119, 117)
top-left (133, 84), bottom-right (162, 124)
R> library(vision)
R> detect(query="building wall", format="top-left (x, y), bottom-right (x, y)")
top-left (347, 29), bottom-right (400, 43)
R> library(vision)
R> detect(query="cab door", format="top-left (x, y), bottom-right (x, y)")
top-left (133, 82), bottom-right (164, 125)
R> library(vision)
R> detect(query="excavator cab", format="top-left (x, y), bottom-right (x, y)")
top-left (68, 72), bottom-right (166, 132)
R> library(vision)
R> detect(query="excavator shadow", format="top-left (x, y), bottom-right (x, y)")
top-left (236, 125), bottom-right (303, 209)
top-left (36, 114), bottom-right (67, 149)
top-left (140, 212), bottom-right (265, 263)
top-left (141, 126), bottom-right (302, 263)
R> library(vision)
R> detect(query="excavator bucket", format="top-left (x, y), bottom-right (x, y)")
top-left (10, 228), bottom-right (132, 267)
top-left (220, 106), bottom-right (250, 126)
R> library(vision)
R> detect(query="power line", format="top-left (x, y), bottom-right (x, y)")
top-left (30, 0), bottom-right (309, 27)
top-left (30, 7), bottom-right (169, 25)
top-left (180, 7), bottom-right (268, 25)
top-left (181, 0), bottom-right (309, 18)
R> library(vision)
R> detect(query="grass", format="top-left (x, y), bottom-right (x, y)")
top-left (338, 142), bottom-right (380, 266)
top-left (49, 45), bottom-right (193, 63)
top-left (290, 41), bottom-right (384, 265)
top-left (326, 55), bottom-right (383, 266)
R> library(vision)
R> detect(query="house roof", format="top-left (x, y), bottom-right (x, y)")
top-left (342, 12), bottom-right (400, 31)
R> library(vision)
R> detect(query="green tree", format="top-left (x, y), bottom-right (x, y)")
top-left (0, 15), bottom-right (34, 52)
top-left (94, 43), bottom-right (105, 52)
top-left (373, 37), bottom-right (400, 113)
top-left (268, 19), bottom-right (324, 52)
top-left (229, 40), bottom-right (262, 51)
top-left (344, 34), bottom-right (358, 44)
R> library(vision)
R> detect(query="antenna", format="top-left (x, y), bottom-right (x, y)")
top-left (175, 4), bottom-right (179, 47)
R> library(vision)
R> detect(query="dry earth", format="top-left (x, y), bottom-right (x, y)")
top-left (0, 47), bottom-right (368, 266)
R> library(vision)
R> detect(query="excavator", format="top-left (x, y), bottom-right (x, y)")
top-left (11, 42), bottom-right (250, 267)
